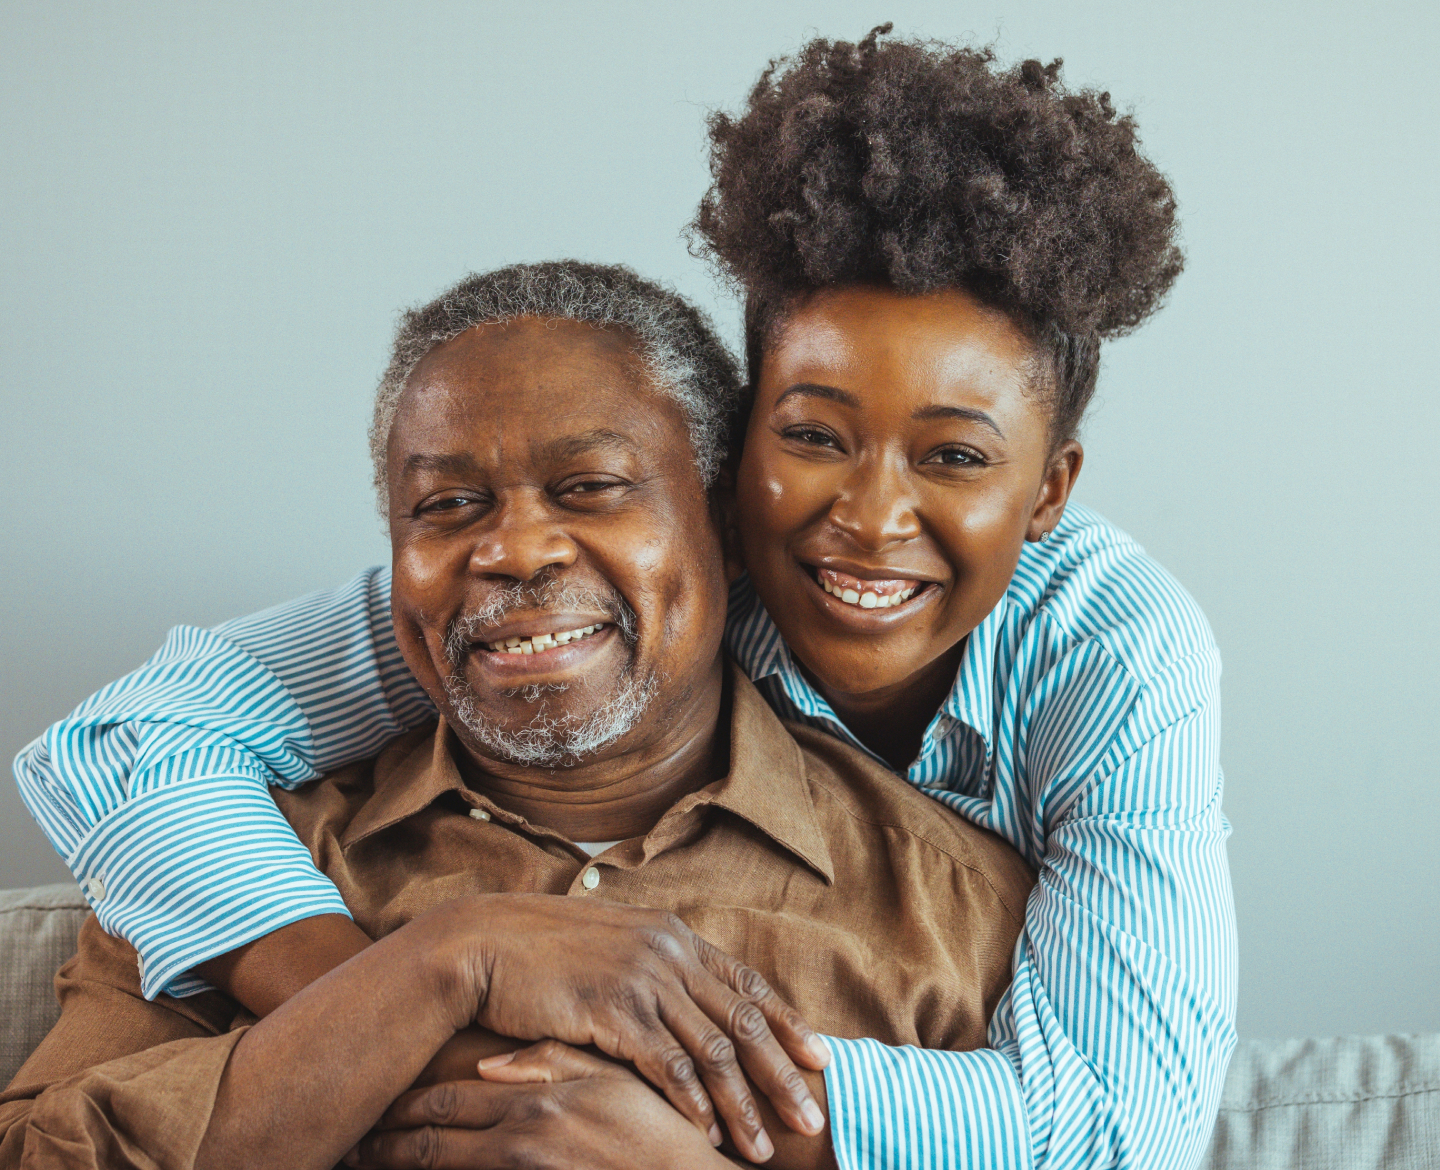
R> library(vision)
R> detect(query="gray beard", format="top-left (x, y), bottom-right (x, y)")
top-left (441, 574), bottom-right (655, 768)
top-left (444, 670), bottom-right (657, 767)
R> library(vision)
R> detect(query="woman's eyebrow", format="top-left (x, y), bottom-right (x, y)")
top-left (912, 403), bottom-right (1005, 438)
top-left (774, 382), bottom-right (862, 409)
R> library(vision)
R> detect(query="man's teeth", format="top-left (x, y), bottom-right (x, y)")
top-left (820, 580), bottom-right (918, 608)
top-left (485, 625), bottom-right (604, 654)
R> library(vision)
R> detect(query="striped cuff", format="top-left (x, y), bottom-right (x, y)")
top-left (823, 1037), bottom-right (1033, 1170)
top-left (67, 776), bottom-right (351, 1000)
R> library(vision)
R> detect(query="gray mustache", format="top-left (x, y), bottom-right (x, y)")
top-left (443, 575), bottom-right (639, 666)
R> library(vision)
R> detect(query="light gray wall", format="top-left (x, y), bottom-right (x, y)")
top-left (3, 1), bottom-right (1436, 1041)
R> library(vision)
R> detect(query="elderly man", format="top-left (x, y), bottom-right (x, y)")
top-left (0, 263), bottom-right (1032, 1170)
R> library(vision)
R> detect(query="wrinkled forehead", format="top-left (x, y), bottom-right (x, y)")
top-left (388, 318), bottom-right (699, 483)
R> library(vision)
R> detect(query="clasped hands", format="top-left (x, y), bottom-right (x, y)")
top-left (346, 895), bottom-right (832, 1169)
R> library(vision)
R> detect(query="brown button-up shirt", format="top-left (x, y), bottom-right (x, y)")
top-left (1, 664), bottom-right (1034, 1167)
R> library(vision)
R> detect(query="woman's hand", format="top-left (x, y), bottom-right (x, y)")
top-left (437, 893), bottom-right (829, 1163)
top-left (346, 1041), bottom-right (735, 1169)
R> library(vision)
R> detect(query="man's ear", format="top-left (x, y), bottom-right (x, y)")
top-left (709, 464), bottom-right (746, 584)
top-left (1026, 440), bottom-right (1084, 542)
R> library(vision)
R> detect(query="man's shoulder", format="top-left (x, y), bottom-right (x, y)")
top-left (784, 722), bottom-right (1036, 924)
top-left (270, 722), bottom-right (437, 837)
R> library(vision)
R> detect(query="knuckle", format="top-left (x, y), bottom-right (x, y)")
top-left (699, 1032), bottom-right (738, 1071)
top-left (730, 1001), bottom-right (770, 1044)
top-left (738, 1096), bottom-right (763, 1135)
top-left (663, 1049), bottom-right (700, 1089)
top-left (734, 965), bottom-right (774, 1001)
top-left (642, 925), bottom-right (690, 966)
top-left (408, 1125), bottom-right (443, 1169)
top-left (423, 1081), bottom-right (460, 1125)
top-left (520, 1092), bottom-right (563, 1125)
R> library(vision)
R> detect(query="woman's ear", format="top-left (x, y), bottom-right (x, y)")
top-left (1026, 440), bottom-right (1084, 541)
top-left (709, 464), bottom-right (746, 583)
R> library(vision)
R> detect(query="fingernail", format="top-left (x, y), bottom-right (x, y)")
top-left (709, 1123), bottom-right (723, 1146)
top-left (802, 1099), bottom-right (826, 1132)
top-left (807, 1034), bottom-right (832, 1065)
top-left (477, 1051), bottom-right (516, 1069)
top-left (754, 1130), bottom-right (775, 1161)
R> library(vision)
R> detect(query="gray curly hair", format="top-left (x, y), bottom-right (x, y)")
top-left (369, 261), bottom-right (742, 507)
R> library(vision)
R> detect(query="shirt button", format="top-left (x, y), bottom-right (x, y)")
top-left (84, 876), bottom-right (106, 902)
top-left (136, 953), bottom-right (145, 980)
top-left (468, 808), bottom-right (491, 822)
top-left (581, 866), bottom-right (600, 890)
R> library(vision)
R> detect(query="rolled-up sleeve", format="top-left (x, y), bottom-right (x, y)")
top-left (0, 915), bottom-right (249, 1170)
top-left (11, 568), bottom-right (432, 999)
top-left (822, 648), bottom-right (1237, 1170)
top-left (0, 1031), bottom-right (246, 1170)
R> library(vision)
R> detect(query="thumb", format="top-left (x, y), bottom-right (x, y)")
top-left (477, 1039), bottom-right (614, 1084)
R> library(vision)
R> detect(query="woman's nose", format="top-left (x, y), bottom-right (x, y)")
top-left (826, 455), bottom-right (922, 551)
top-left (468, 494), bottom-right (579, 581)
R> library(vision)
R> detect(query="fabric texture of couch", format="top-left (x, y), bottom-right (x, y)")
top-left (2, 883), bottom-right (1437, 1168)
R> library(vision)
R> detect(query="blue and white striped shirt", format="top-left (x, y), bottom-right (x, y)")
top-left (12, 503), bottom-right (1236, 1170)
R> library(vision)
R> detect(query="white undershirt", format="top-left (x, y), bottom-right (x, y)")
top-left (574, 840), bottom-right (622, 857)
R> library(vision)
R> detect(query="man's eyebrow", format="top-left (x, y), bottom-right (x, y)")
top-left (542, 428), bottom-right (638, 461)
top-left (912, 404), bottom-right (1006, 439)
top-left (401, 452), bottom-right (481, 478)
top-left (774, 383), bottom-right (863, 409)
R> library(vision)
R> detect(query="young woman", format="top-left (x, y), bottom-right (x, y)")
top-left (15, 27), bottom-right (1234, 1170)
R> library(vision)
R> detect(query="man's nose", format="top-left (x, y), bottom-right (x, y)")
top-left (826, 453), bottom-right (922, 552)
top-left (468, 492), bottom-right (579, 581)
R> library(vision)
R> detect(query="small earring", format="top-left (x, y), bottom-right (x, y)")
top-left (1038, 530), bottom-right (1051, 543)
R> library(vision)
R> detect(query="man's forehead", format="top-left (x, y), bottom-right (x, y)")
top-left (390, 321), bottom-right (695, 477)
top-left (400, 428), bottom-right (639, 480)
top-left (408, 316), bottom-right (646, 392)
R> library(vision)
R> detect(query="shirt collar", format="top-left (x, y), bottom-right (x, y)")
top-left (725, 572), bottom-right (1003, 761)
top-left (339, 661), bottom-right (835, 884)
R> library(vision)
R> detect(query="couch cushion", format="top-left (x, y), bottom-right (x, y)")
top-left (0, 883), bottom-right (88, 1088)
top-left (1202, 1034), bottom-right (1440, 1169)
top-left (3, 884), bottom-right (1439, 1168)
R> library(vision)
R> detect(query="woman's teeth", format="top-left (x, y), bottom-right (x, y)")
top-left (819, 579), bottom-right (918, 609)
top-left (485, 624), bottom-right (605, 654)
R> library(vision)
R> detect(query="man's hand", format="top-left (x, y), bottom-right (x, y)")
top-left (444, 894), bottom-right (829, 1163)
top-left (346, 1041), bottom-right (732, 1170)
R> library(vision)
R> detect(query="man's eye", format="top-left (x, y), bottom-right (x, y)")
top-left (560, 479), bottom-right (624, 494)
top-left (420, 495), bottom-right (478, 514)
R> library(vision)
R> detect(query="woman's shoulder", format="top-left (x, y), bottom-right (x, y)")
top-left (1005, 504), bottom-right (1218, 691)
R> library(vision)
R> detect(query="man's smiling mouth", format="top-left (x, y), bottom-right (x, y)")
top-left (483, 624), bottom-right (609, 654)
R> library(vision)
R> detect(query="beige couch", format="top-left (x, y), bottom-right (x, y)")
top-left (3, 884), bottom-right (1437, 1167)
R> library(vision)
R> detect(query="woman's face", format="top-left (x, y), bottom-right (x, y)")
top-left (734, 284), bottom-right (1081, 704)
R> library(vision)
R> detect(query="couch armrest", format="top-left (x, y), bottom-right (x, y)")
top-left (1202, 1033), bottom-right (1440, 1169)
top-left (0, 884), bottom-right (89, 1088)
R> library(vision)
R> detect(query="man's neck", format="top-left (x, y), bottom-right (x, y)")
top-left (452, 657), bottom-right (729, 842)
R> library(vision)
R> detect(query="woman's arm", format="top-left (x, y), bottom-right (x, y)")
top-left (818, 649), bottom-right (1237, 1170)
top-left (12, 568), bottom-right (432, 1001)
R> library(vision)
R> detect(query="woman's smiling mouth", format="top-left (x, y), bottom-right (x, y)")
top-left (816, 568), bottom-right (919, 609)
top-left (799, 563), bottom-right (939, 623)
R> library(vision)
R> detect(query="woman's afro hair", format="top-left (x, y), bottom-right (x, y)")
top-left (692, 25), bottom-right (1184, 441)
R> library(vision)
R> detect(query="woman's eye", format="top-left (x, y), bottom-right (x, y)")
top-left (925, 447), bottom-right (985, 467)
top-left (782, 425), bottom-right (841, 449)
